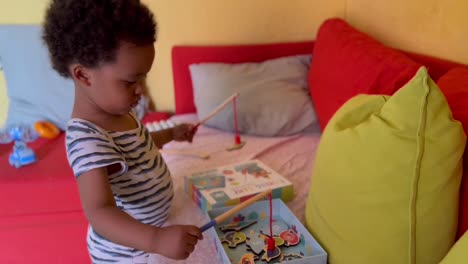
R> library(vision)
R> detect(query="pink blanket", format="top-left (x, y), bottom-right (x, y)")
top-left (149, 114), bottom-right (321, 263)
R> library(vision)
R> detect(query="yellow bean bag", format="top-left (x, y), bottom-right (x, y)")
top-left (305, 67), bottom-right (466, 264)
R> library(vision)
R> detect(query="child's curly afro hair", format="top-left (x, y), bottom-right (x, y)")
top-left (43, 0), bottom-right (157, 78)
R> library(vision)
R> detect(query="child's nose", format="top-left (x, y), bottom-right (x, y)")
top-left (134, 81), bottom-right (143, 95)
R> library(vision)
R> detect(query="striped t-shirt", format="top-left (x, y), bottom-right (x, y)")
top-left (65, 112), bottom-right (174, 262)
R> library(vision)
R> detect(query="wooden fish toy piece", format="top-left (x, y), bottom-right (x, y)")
top-left (261, 245), bottom-right (281, 263)
top-left (279, 225), bottom-right (300, 246)
top-left (279, 252), bottom-right (304, 261)
top-left (237, 253), bottom-right (258, 264)
top-left (246, 233), bottom-right (265, 255)
top-left (220, 220), bottom-right (257, 232)
top-left (221, 231), bottom-right (247, 248)
top-left (259, 231), bottom-right (286, 247)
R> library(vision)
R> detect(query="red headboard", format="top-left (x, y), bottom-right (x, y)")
top-left (404, 52), bottom-right (467, 81)
top-left (171, 41), bottom-right (466, 115)
top-left (171, 41), bottom-right (315, 114)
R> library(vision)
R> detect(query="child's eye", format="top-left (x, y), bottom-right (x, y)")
top-left (125, 80), bottom-right (137, 85)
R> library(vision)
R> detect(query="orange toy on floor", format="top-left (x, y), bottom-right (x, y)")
top-left (34, 121), bottom-right (60, 140)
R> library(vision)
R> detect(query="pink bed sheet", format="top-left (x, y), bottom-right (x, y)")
top-left (149, 114), bottom-right (321, 263)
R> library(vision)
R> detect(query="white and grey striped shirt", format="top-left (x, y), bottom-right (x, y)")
top-left (66, 112), bottom-right (173, 263)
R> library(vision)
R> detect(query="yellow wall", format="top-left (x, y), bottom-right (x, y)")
top-left (0, 0), bottom-right (344, 124)
top-left (345, 0), bottom-right (468, 64)
top-left (144, 0), bottom-right (345, 111)
top-left (1, 0), bottom-right (467, 120)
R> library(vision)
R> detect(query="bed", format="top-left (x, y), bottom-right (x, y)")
top-left (148, 42), bottom-right (320, 263)
top-left (0, 35), bottom-right (317, 263)
top-left (2, 21), bottom-right (468, 263)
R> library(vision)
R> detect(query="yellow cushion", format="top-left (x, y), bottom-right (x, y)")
top-left (305, 67), bottom-right (466, 264)
top-left (440, 232), bottom-right (468, 264)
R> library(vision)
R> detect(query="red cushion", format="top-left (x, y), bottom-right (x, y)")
top-left (308, 18), bottom-right (422, 129)
top-left (0, 212), bottom-right (89, 263)
top-left (0, 112), bottom-right (170, 262)
top-left (172, 42), bottom-right (314, 114)
top-left (405, 52), bottom-right (468, 82)
top-left (0, 134), bottom-right (81, 216)
top-left (437, 67), bottom-right (468, 239)
top-left (0, 112), bottom-right (171, 216)
top-left (0, 135), bottom-right (88, 262)
top-left (141, 111), bottom-right (171, 124)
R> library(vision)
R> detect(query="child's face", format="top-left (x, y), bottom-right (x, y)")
top-left (83, 41), bottom-right (155, 116)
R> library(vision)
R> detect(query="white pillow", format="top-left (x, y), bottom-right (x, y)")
top-left (189, 54), bottom-right (317, 137)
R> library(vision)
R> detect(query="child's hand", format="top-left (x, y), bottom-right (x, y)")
top-left (151, 225), bottom-right (203, 260)
top-left (171, 124), bottom-right (197, 143)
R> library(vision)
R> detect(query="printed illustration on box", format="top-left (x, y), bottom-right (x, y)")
top-left (185, 160), bottom-right (294, 211)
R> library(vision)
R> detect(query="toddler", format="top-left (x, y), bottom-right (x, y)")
top-left (43, 1), bottom-right (202, 263)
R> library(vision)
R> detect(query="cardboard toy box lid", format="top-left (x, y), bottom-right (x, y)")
top-left (184, 159), bottom-right (294, 211)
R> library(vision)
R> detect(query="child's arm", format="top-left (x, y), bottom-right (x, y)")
top-left (77, 167), bottom-right (203, 259)
top-left (151, 123), bottom-right (197, 148)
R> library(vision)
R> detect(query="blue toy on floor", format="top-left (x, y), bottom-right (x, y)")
top-left (0, 125), bottom-right (38, 168)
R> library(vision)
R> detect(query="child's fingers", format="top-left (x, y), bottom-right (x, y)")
top-left (187, 226), bottom-right (203, 240)
top-left (188, 133), bottom-right (195, 143)
top-left (186, 234), bottom-right (199, 246)
top-left (191, 124), bottom-right (198, 134)
top-left (185, 243), bottom-right (195, 254)
top-left (186, 124), bottom-right (196, 143)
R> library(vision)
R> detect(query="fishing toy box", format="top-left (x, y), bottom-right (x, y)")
top-left (206, 199), bottom-right (328, 264)
top-left (184, 159), bottom-right (294, 211)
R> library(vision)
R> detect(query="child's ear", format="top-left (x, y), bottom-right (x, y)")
top-left (70, 64), bottom-right (92, 87)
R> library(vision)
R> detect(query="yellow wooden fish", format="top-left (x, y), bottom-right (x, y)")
top-left (221, 231), bottom-right (247, 248)
top-left (237, 253), bottom-right (258, 264)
